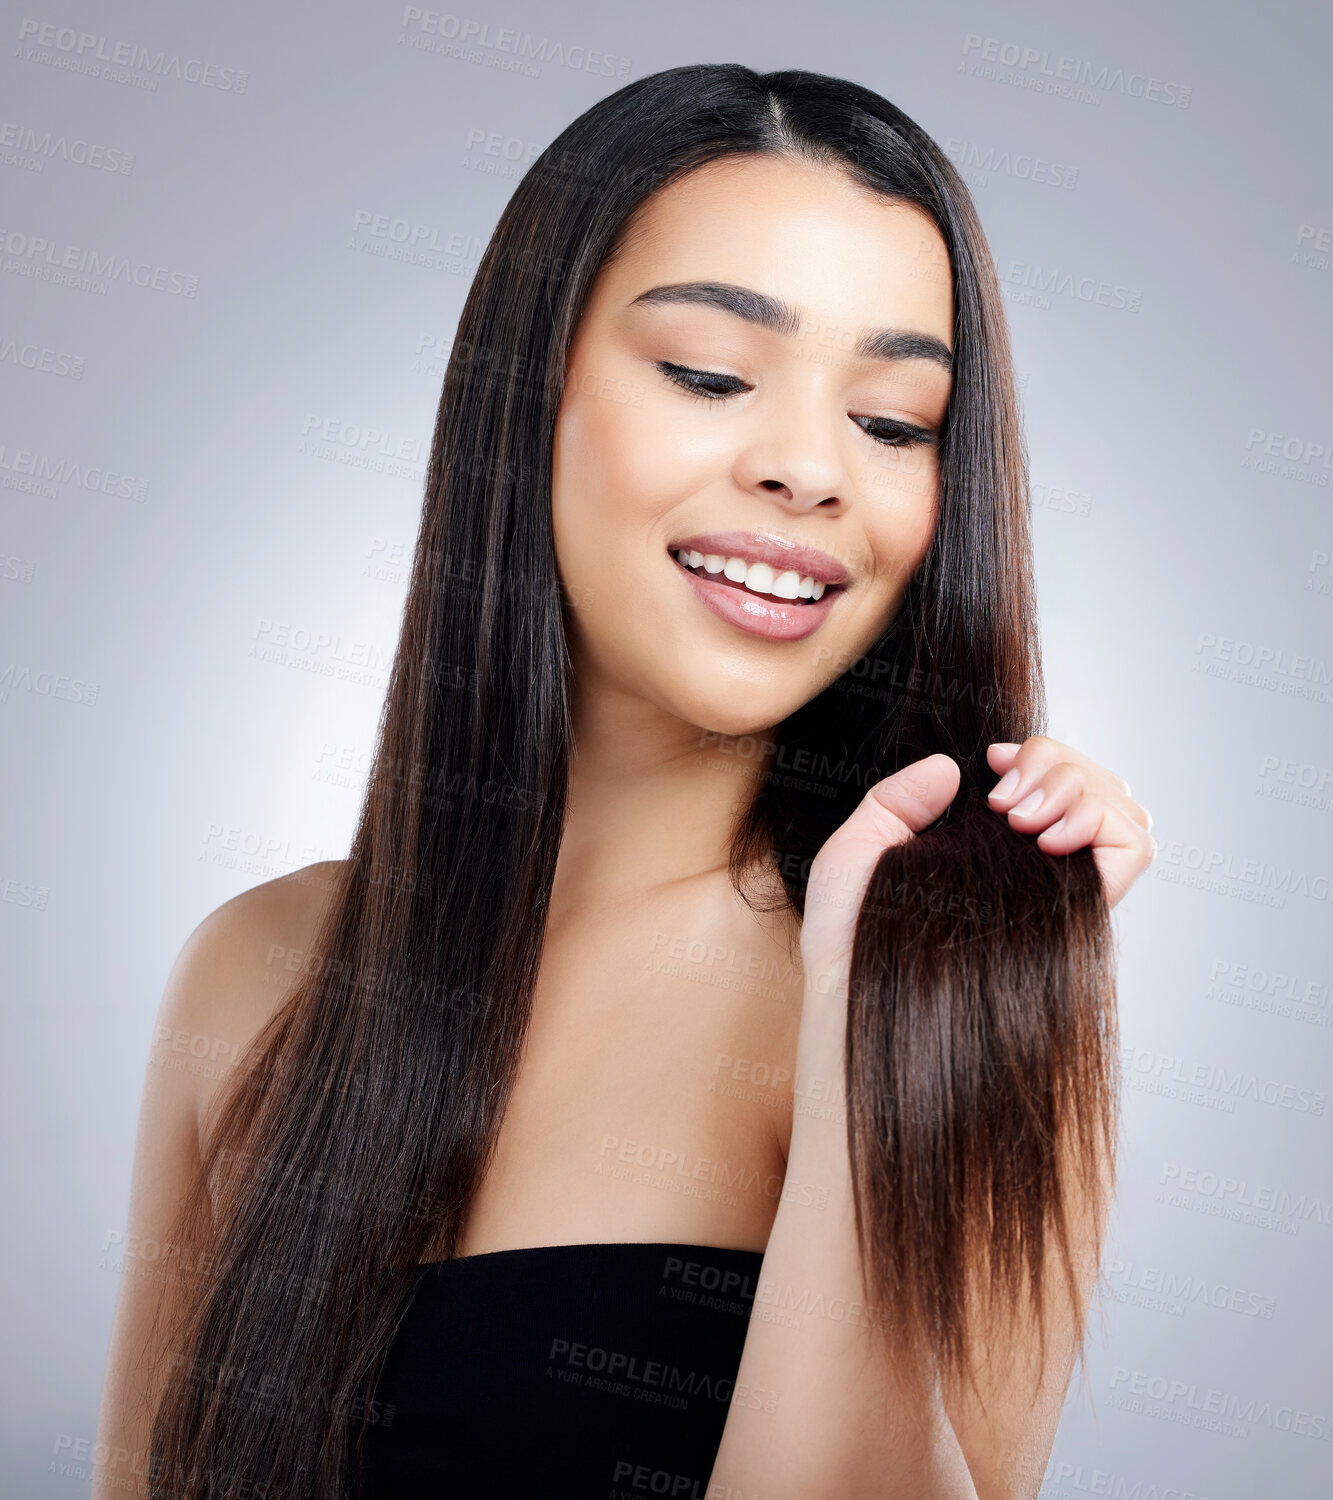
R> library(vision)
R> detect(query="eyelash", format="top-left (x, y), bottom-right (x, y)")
top-left (654, 360), bottom-right (937, 450)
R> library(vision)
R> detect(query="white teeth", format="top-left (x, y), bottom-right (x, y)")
top-left (673, 548), bottom-right (837, 604)
top-left (771, 569), bottom-right (801, 600)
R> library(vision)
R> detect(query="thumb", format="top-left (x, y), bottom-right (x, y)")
top-left (865, 752), bottom-right (962, 840)
top-left (802, 753), bottom-right (961, 968)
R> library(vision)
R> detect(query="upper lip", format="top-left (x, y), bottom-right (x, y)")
top-left (667, 530), bottom-right (851, 587)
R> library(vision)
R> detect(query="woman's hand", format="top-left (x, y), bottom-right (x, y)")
top-left (799, 753), bottom-right (961, 1012)
top-left (798, 738), bottom-right (1154, 1026)
top-left (985, 736), bottom-right (1155, 909)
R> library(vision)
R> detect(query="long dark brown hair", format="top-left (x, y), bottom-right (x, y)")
top-left (148, 63), bottom-right (1116, 1496)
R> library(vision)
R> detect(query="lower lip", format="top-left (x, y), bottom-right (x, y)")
top-left (670, 555), bottom-right (842, 642)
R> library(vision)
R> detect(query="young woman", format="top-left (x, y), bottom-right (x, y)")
top-left (94, 64), bottom-right (1153, 1499)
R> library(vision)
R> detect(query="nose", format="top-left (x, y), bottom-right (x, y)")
top-left (731, 392), bottom-right (850, 515)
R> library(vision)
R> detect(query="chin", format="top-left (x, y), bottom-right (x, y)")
top-left (671, 687), bottom-right (796, 744)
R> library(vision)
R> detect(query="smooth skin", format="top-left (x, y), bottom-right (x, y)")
top-left (92, 152), bottom-right (1153, 1498)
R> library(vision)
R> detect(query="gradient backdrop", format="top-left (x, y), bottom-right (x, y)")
top-left (2, 1), bottom-right (1330, 1495)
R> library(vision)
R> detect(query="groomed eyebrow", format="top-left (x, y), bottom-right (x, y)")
top-left (629, 280), bottom-right (953, 373)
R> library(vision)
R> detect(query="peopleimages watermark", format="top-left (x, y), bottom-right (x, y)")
top-left (1192, 631), bottom-right (1331, 706)
top-left (1121, 1044), bottom-right (1325, 1115)
top-left (1103, 1255), bottom-right (1276, 1320)
top-left (1158, 1161), bottom-right (1333, 1232)
top-left (0, 120), bottom-right (135, 174)
top-left (1207, 956), bottom-right (1331, 1019)
top-left (15, 18), bottom-right (248, 92)
top-left (959, 33), bottom-right (1191, 108)
top-left (2, 876), bottom-right (49, 910)
top-left (0, 226), bottom-right (198, 297)
top-left (397, 8), bottom-right (631, 79)
top-left (297, 413), bottom-right (424, 479)
top-left (1293, 223), bottom-right (1330, 272)
top-left (1242, 426), bottom-right (1333, 487)
top-left (1109, 1366), bottom-right (1333, 1442)
top-left (941, 136), bottom-right (1079, 191)
top-left (1001, 259), bottom-right (1141, 313)
top-left (0, 337), bottom-right (84, 378)
top-left (349, 209), bottom-right (483, 263)
top-left (0, 663), bottom-right (99, 706)
top-left (0, 439), bottom-right (147, 501)
top-left (1040, 1462), bottom-right (1212, 1500)
top-left (1154, 833), bottom-right (1333, 907)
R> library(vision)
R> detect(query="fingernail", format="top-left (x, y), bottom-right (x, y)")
top-left (1011, 787), bottom-right (1045, 817)
top-left (990, 741), bottom-right (1020, 754)
top-left (988, 768), bottom-right (1021, 800)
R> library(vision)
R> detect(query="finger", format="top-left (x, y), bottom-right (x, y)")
top-left (988, 735), bottom-right (1136, 820)
top-left (998, 759), bottom-right (1085, 831)
top-left (1033, 790), bottom-right (1156, 907)
top-left (813, 753), bottom-right (960, 888)
top-left (986, 741), bottom-right (1022, 773)
top-left (1122, 797), bottom-right (1153, 833)
top-left (998, 758), bottom-right (1152, 837)
top-left (987, 735), bottom-right (1082, 805)
top-left (867, 752), bottom-right (962, 838)
top-left (803, 754), bottom-right (960, 942)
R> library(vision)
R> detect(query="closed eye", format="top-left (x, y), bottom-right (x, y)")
top-left (850, 415), bottom-right (938, 450)
top-left (655, 361), bottom-right (938, 449)
top-left (655, 360), bottom-right (749, 400)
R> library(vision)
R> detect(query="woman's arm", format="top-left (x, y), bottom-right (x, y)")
top-left (707, 756), bottom-right (979, 1496)
top-left (708, 974), bottom-right (989, 1497)
top-left (708, 744), bottom-right (1142, 1497)
top-left (708, 972), bottom-right (1105, 1498)
top-left (91, 869), bottom-right (332, 1499)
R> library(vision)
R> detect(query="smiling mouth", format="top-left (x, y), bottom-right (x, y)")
top-left (668, 547), bottom-right (846, 604)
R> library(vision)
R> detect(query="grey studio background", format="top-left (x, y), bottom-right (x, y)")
top-left (2, 0), bottom-right (1330, 1495)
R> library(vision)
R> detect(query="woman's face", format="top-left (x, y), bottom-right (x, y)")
top-left (550, 151), bottom-right (954, 736)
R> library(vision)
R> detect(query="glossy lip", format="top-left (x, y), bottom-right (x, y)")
top-left (669, 552), bottom-right (842, 642)
top-left (667, 530), bottom-right (851, 587)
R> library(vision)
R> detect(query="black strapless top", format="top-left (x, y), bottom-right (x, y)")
top-left (350, 1241), bottom-right (764, 1499)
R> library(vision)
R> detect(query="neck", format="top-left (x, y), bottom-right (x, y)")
top-left (553, 678), bottom-right (776, 921)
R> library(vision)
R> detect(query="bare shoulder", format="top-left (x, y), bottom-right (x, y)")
top-left (159, 858), bottom-right (350, 1135)
top-left (92, 858), bottom-right (351, 1493)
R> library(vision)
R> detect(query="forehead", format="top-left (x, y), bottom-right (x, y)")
top-left (598, 153), bottom-right (954, 346)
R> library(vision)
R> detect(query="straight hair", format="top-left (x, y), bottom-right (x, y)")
top-left (148, 63), bottom-right (1116, 1497)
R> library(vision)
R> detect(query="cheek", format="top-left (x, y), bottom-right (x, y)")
top-left (552, 387), bottom-right (707, 582)
top-left (850, 465), bottom-right (940, 632)
top-left (550, 389), bottom-right (705, 708)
